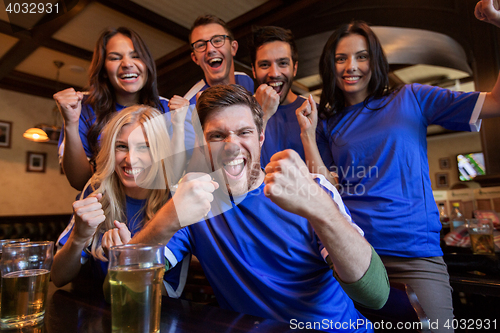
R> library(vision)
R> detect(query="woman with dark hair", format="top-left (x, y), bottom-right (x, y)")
top-left (297, 5), bottom-right (500, 331)
top-left (54, 27), bottom-right (189, 191)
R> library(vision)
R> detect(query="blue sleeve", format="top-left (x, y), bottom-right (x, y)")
top-left (78, 102), bottom-right (96, 158)
top-left (163, 228), bottom-right (193, 298)
top-left (58, 119), bottom-right (93, 160)
top-left (164, 227), bottom-right (193, 267)
top-left (311, 174), bottom-right (362, 260)
top-left (316, 120), bottom-right (335, 172)
top-left (410, 83), bottom-right (480, 131)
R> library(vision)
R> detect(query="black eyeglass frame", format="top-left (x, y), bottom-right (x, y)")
top-left (191, 35), bottom-right (232, 52)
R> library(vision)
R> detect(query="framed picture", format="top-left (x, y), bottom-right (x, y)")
top-left (26, 151), bottom-right (46, 173)
top-left (0, 120), bottom-right (12, 148)
top-left (436, 172), bottom-right (449, 188)
top-left (439, 157), bottom-right (451, 170)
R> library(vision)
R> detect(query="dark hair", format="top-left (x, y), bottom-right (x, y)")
top-left (86, 27), bottom-right (162, 164)
top-left (189, 15), bottom-right (234, 43)
top-left (249, 26), bottom-right (298, 66)
top-left (196, 84), bottom-right (263, 134)
top-left (319, 20), bottom-right (392, 119)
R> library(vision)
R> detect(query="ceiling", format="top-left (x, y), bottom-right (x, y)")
top-left (0, 0), bottom-right (497, 119)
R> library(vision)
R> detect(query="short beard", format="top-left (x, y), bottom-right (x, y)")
top-left (247, 158), bottom-right (262, 192)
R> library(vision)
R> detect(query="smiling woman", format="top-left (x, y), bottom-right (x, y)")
top-left (51, 104), bottom-right (179, 288)
top-left (53, 27), bottom-right (171, 191)
top-left (296, 15), bottom-right (500, 333)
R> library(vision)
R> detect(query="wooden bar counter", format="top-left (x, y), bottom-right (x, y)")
top-left (19, 281), bottom-right (314, 333)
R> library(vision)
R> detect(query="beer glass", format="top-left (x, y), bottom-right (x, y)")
top-left (0, 238), bottom-right (30, 312)
top-left (0, 241), bottom-right (53, 329)
top-left (466, 218), bottom-right (495, 255)
top-left (109, 244), bottom-right (165, 333)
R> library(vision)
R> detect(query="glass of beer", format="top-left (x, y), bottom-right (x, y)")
top-left (0, 241), bottom-right (53, 329)
top-left (0, 238), bottom-right (30, 313)
top-left (109, 244), bottom-right (165, 333)
top-left (466, 218), bottom-right (495, 255)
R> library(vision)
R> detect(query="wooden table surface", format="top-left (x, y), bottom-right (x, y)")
top-left (16, 281), bottom-right (313, 333)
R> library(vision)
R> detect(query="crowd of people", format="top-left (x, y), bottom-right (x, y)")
top-left (51, 1), bottom-right (500, 332)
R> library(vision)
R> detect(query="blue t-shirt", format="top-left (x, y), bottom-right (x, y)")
top-left (317, 83), bottom-right (481, 258)
top-left (164, 175), bottom-right (371, 332)
top-left (260, 95), bottom-right (307, 167)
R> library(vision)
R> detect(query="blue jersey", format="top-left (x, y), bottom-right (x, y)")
top-left (317, 83), bottom-right (482, 258)
top-left (164, 175), bottom-right (371, 332)
top-left (260, 95), bottom-right (307, 167)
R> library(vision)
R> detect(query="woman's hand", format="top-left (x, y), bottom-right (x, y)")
top-left (168, 95), bottom-right (189, 128)
top-left (475, 0), bottom-right (500, 27)
top-left (72, 193), bottom-right (105, 244)
top-left (296, 95), bottom-right (318, 138)
top-left (53, 88), bottom-right (84, 126)
top-left (101, 221), bottom-right (132, 258)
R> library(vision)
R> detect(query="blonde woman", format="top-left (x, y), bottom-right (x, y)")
top-left (51, 105), bottom-right (182, 290)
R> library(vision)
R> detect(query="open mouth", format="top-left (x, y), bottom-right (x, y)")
top-left (120, 73), bottom-right (139, 81)
top-left (208, 58), bottom-right (223, 69)
top-left (268, 81), bottom-right (284, 94)
top-left (223, 158), bottom-right (245, 178)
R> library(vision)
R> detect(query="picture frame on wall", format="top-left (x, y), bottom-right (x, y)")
top-left (436, 172), bottom-right (449, 188)
top-left (439, 157), bottom-right (451, 170)
top-left (27, 151), bottom-right (46, 173)
top-left (0, 120), bottom-right (12, 148)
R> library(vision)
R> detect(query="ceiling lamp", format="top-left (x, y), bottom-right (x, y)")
top-left (23, 126), bottom-right (49, 142)
top-left (23, 61), bottom-right (64, 143)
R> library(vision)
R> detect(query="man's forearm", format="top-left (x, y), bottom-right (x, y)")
top-left (129, 201), bottom-right (180, 245)
top-left (304, 190), bottom-right (372, 283)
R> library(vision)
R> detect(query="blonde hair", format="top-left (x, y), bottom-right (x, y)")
top-left (87, 105), bottom-right (174, 260)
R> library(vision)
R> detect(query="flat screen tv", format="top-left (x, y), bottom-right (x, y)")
top-left (457, 152), bottom-right (486, 181)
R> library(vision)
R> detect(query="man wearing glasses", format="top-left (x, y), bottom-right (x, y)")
top-left (184, 15), bottom-right (254, 105)
top-left (181, 15), bottom-right (254, 162)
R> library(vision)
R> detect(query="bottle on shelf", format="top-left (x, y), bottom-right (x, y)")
top-left (439, 203), bottom-right (450, 237)
top-left (450, 202), bottom-right (465, 231)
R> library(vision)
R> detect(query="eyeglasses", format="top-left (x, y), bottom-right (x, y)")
top-left (191, 35), bottom-right (231, 52)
